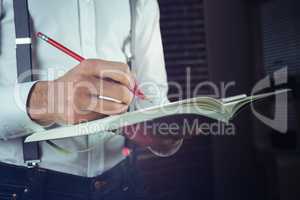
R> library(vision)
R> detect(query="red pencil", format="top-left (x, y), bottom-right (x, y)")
top-left (36, 32), bottom-right (84, 62)
top-left (36, 32), bottom-right (147, 100)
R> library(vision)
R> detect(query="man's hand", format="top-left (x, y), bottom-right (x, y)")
top-left (27, 59), bottom-right (134, 125)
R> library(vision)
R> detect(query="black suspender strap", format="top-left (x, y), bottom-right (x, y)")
top-left (13, 0), bottom-right (33, 82)
top-left (13, 0), bottom-right (41, 167)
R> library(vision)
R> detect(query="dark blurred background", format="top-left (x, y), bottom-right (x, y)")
top-left (135, 0), bottom-right (300, 200)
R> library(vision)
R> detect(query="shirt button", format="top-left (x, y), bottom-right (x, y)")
top-left (94, 180), bottom-right (107, 190)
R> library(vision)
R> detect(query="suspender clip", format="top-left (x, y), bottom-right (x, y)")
top-left (25, 160), bottom-right (41, 168)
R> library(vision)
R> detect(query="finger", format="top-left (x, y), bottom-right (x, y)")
top-left (89, 78), bottom-right (133, 105)
top-left (72, 111), bottom-right (105, 124)
top-left (86, 97), bottom-right (129, 115)
top-left (81, 59), bottom-right (135, 89)
top-left (58, 107), bottom-right (104, 124)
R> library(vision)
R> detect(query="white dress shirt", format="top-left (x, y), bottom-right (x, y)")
top-left (0, 0), bottom-right (168, 177)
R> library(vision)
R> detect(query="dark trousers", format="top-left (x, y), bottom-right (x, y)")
top-left (0, 160), bottom-right (147, 200)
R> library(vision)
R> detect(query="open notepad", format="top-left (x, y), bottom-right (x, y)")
top-left (25, 89), bottom-right (290, 143)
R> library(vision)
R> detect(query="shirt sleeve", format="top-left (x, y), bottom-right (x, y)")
top-left (0, 82), bottom-right (45, 140)
top-left (132, 0), bottom-right (169, 110)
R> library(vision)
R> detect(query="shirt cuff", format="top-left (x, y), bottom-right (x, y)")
top-left (0, 81), bottom-right (45, 140)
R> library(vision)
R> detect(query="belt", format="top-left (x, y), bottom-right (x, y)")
top-left (0, 160), bottom-right (131, 199)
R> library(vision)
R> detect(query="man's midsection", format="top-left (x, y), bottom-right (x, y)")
top-left (0, 133), bottom-right (126, 177)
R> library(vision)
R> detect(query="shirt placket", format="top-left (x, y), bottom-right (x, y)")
top-left (79, 0), bottom-right (97, 58)
top-left (79, 0), bottom-right (103, 177)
